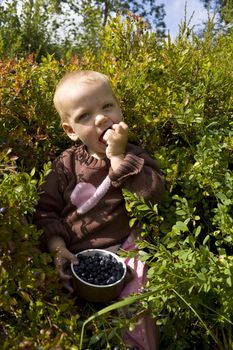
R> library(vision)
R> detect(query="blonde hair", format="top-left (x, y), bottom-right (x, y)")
top-left (53, 70), bottom-right (116, 122)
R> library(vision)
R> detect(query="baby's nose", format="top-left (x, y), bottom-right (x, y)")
top-left (95, 114), bottom-right (109, 126)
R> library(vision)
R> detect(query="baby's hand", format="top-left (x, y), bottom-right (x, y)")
top-left (54, 246), bottom-right (78, 293)
top-left (103, 121), bottom-right (128, 160)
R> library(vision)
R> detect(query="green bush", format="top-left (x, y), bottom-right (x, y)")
top-left (0, 14), bottom-right (233, 349)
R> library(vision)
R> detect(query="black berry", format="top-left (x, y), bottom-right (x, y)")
top-left (73, 253), bottom-right (124, 286)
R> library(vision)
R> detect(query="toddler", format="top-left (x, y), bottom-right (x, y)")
top-left (34, 70), bottom-right (165, 349)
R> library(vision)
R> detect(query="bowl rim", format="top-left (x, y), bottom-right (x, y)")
top-left (71, 248), bottom-right (127, 288)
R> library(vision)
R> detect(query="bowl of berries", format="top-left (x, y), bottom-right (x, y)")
top-left (71, 249), bottom-right (127, 302)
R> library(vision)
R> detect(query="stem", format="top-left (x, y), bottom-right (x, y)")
top-left (79, 287), bottom-right (160, 349)
top-left (171, 288), bottom-right (221, 346)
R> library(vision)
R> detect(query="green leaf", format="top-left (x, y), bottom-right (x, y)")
top-left (138, 251), bottom-right (151, 261)
top-left (176, 210), bottom-right (186, 215)
top-left (203, 235), bottom-right (210, 245)
top-left (89, 334), bottom-right (102, 345)
top-left (30, 167), bottom-right (36, 176)
top-left (173, 221), bottom-right (188, 232)
top-left (129, 217), bottom-right (137, 227)
top-left (79, 288), bottom-right (160, 349)
top-left (194, 226), bottom-right (201, 237)
top-left (197, 272), bottom-right (206, 281)
top-left (216, 192), bottom-right (231, 206)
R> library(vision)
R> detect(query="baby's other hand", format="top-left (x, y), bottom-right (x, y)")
top-left (104, 121), bottom-right (128, 160)
top-left (54, 246), bottom-right (78, 293)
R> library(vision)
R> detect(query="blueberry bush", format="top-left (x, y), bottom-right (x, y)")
top-left (0, 13), bottom-right (233, 350)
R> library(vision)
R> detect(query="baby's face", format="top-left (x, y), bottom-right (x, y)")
top-left (61, 79), bottom-right (123, 159)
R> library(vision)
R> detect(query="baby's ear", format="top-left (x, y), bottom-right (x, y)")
top-left (62, 122), bottom-right (78, 141)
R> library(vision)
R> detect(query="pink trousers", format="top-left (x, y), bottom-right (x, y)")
top-left (119, 235), bottom-right (159, 350)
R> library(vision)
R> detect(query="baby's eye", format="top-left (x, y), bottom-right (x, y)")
top-left (103, 103), bottom-right (113, 109)
top-left (79, 113), bottom-right (90, 121)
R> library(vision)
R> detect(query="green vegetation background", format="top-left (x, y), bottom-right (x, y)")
top-left (1, 7), bottom-right (233, 350)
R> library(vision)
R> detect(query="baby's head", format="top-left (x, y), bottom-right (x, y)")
top-left (54, 70), bottom-right (118, 123)
top-left (53, 70), bottom-right (123, 159)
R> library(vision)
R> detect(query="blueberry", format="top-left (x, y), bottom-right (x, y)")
top-left (117, 273), bottom-right (122, 280)
top-left (75, 252), bottom-right (124, 286)
top-left (0, 207), bottom-right (6, 214)
top-left (107, 276), bottom-right (116, 284)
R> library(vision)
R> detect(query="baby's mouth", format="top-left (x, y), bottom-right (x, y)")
top-left (99, 127), bottom-right (111, 144)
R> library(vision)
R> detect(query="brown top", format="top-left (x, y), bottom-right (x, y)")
top-left (34, 143), bottom-right (165, 253)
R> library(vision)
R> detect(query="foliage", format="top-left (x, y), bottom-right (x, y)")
top-left (0, 0), bottom-right (63, 60)
top-left (1, 10), bottom-right (233, 350)
top-left (123, 191), bottom-right (233, 349)
top-left (201, 0), bottom-right (233, 13)
top-left (200, 0), bottom-right (233, 33)
top-left (0, 0), bottom-right (166, 60)
top-left (0, 155), bottom-right (82, 349)
top-left (67, 0), bottom-right (165, 52)
top-left (0, 54), bottom-right (74, 170)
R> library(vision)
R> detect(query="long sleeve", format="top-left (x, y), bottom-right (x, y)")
top-left (33, 144), bottom-right (165, 254)
top-left (108, 144), bottom-right (165, 204)
top-left (34, 157), bottom-right (74, 249)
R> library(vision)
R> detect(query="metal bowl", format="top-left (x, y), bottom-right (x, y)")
top-left (71, 249), bottom-right (127, 303)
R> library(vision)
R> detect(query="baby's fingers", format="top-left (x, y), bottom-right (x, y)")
top-left (61, 249), bottom-right (78, 264)
top-left (119, 121), bottom-right (128, 130)
top-left (112, 122), bottom-right (128, 133)
top-left (62, 280), bottom-right (74, 294)
top-left (55, 249), bottom-right (78, 268)
top-left (58, 267), bottom-right (72, 281)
